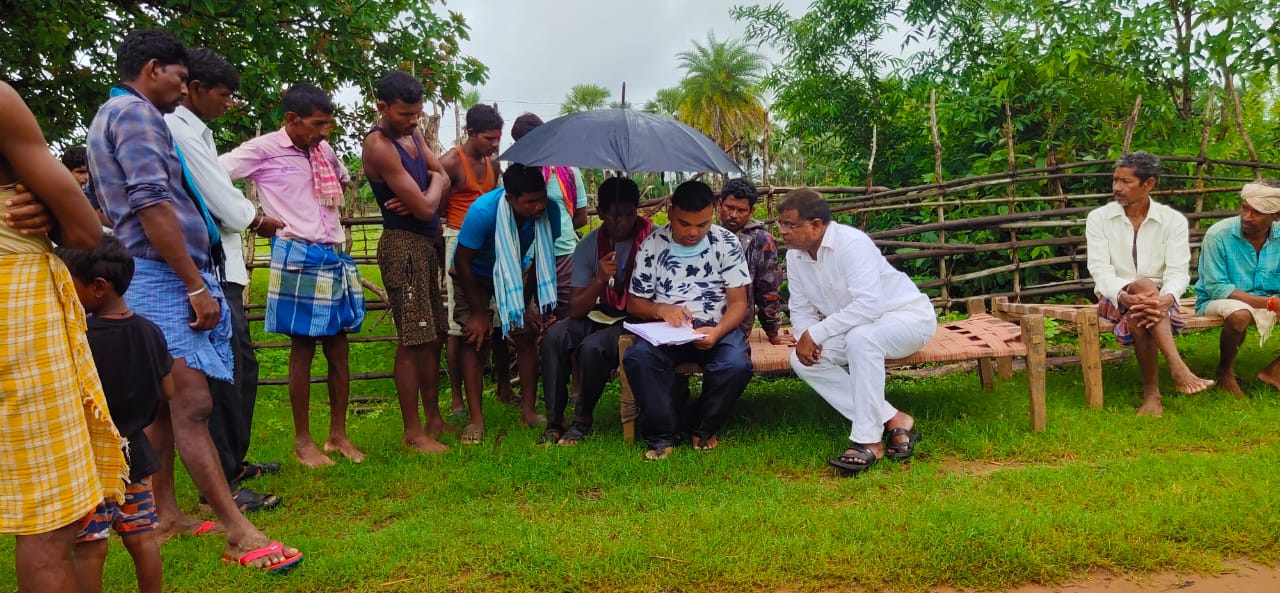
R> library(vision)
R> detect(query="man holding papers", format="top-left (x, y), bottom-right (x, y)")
top-left (778, 189), bottom-right (936, 476)
top-left (623, 180), bottom-right (753, 460)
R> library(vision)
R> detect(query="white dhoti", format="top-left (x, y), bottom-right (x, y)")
top-left (1204, 299), bottom-right (1277, 346)
top-left (791, 300), bottom-right (937, 444)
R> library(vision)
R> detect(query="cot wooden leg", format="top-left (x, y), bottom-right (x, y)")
top-left (1077, 308), bottom-right (1104, 410)
top-left (990, 297), bottom-right (1015, 380)
top-left (617, 335), bottom-right (638, 443)
top-left (1021, 314), bottom-right (1047, 433)
top-left (967, 298), bottom-right (996, 389)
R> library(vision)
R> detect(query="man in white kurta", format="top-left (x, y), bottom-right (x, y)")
top-left (778, 189), bottom-right (936, 476)
top-left (1085, 151), bottom-right (1212, 417)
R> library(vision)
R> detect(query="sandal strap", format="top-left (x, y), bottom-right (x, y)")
top-left (838, 442), bottom-right (877, 465)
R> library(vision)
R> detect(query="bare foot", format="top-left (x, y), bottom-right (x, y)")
top-left (520, 412), bottom-right (547, 428)
top-left (294, 442), bottom-right (334, 468)
top-left (1217, 371), bottom-right (1246, 398)
top-left (1171, 371), bottom-right (1214, 395)
top-left (224, 533), bottom-right (301, 571)
top-left (1136, 392), bottom-right (1164, 418)
top-left (460, 422), bottom-right (483, 445)
top-left (156, 515), bottom-right (218, 543)
top-left (404, 433), bottom-right (449, 454)
top-left (1257, 369), bottom-right (1280, 391)
top-left (691, 435), bottom-right (718, 451)
top-left (323, 437), bottom-right (366, 463)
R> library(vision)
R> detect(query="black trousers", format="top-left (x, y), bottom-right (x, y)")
top-left (540, 317), bottom-right (625, 427)
top-left (208, 282), bottom-right (260, 484)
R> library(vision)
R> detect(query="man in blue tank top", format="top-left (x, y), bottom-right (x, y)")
top-left (362, 71), bottom-right (452, 454)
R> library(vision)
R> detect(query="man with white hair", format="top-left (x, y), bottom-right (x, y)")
top-left (1194, 180), bottom-right (1280, 396)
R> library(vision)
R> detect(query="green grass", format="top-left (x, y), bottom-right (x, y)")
top-left (5, 264), bottom-right (1280, 592)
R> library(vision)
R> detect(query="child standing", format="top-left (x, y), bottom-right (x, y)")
top-left (57, 236), bottom-right (171, 593)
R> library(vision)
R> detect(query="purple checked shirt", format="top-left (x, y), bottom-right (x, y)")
top-left (86, 86), bottom-right (212, 270)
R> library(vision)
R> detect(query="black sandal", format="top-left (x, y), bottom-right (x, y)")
top-left (557, 422), bottom-right (591, 446)
top-left (828, 442), bottom-right (880, 475)
top-left (232, 487), bottom-right (282, 513)
top-left (885, 428), bottom-right (921, 461)
top-left (536, 426), bottom-right (564, 446)
top-left (235, 461), bottom-right (282, 484)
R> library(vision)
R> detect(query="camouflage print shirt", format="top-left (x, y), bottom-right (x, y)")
top-left (734, 220), bottom-right (784, 338)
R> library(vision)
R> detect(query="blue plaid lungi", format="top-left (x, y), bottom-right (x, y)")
top-left (266, 237), bottom-right (365, 337)
top-left (125, 258), bottom-right (234, 382)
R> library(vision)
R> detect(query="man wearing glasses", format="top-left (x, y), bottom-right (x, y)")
top-left (777, 189), bottom-right (935, 476)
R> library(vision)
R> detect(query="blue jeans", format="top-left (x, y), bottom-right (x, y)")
top-left (622, 328), bottom-right (753, 450)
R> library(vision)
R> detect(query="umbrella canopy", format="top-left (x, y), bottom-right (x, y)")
top-left (498, 108), bottom-right (743, 175)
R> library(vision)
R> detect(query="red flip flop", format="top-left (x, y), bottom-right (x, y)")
top-left (223, 541), bottom-right (303, 573)
top-left (192, 520), bottom-right (218, 536)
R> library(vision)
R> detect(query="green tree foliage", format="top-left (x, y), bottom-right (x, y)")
top-left (734, 0), bottom-right (1280, 187)
top-left (0, 0), bottom-right (488, 148)
top-left (560, 84), bottom-right (612, 114)
top-left (675, 33), bottom-right (768, 149)
top-left (642, 86), bottom-right (684, 118)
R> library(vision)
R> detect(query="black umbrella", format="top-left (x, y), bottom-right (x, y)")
top-left (498, 108), bottom-right (743, 175)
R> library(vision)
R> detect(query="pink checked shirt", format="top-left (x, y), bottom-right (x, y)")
top-left (220, 128), bottom-right (349, 245)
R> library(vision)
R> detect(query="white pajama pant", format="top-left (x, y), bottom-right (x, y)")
top-left (792, 300), bottom-right (937, 444)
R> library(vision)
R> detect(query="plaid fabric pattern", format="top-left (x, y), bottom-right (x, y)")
top-left (1097, 297), bottom-right (1186, 347)
top-left (0, 253), bottom-right (127, 535)
top-left (126, 258), bottom-right (234, 383)
top-left (266, 238), bottom-right (365, 337)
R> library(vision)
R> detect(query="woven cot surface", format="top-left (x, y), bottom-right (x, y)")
top-left (888, 314), bottom-right (1026, 365)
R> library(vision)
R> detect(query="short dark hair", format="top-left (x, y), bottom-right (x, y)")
top-left (776, 188), bottom-right (832, 224)
top-left (186, 47), bottom-right (239, 92)
top-left (282, 83), bottom-right (335, 117)
top-left (465, 104), bottom-right (503, 133)
top-left (598, 177), bottom-right (641, 212)
top-left (718, 178), bottom-right (759, 207)
top-left (503, 163), bottom-right (547, 198)
top-left (511, 113), bottom-right (544, 141)
top-left (1116, 151), bottom-right (1161, 183)
top-left (116, 29), bottom-right (188, 81)
top-left (60, 146), bottom-right (87, 170)
top-left (670, 180), bottom-right (716, 213)
top-left (376, 71), bottom-right (424, 105)
top-left (55, 235), bottom-right (135, 295)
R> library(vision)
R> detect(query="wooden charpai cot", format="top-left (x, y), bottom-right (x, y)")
top-left (991, 296), bottom-right (1224, 410)
top-left (616, 298), bottom-right (1048, 442)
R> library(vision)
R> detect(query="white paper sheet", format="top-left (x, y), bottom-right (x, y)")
top-left (623, 321), bottom-right (708, 347)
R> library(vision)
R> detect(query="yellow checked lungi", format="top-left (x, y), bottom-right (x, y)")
top-left (0, 252), bottom-right (127, 535)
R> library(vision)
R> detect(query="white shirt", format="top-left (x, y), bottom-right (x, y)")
top-left (1085, 199), bottom-right (1190, 303)
top-left (164, 106), bottom-right (258, 285)
top-left (787, 222), bottom-right (931, 345)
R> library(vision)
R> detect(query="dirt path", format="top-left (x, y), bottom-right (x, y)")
top-left (933, 560), bottom-right (1280, 593)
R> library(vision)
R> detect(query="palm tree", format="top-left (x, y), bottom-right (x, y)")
top-left (675, 33), bottom-right (767, 149)
top-left (643, 86), bottom-right (684, 118)
top-left (452, 87), bottom-right (483, 146)
top-left (560, 84), bottom-right (611, 114)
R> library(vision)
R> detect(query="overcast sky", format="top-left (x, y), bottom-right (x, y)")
top-left (431, 0), bottom-right (817, 148)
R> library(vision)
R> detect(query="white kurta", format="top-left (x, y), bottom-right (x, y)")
top-left (787, 223), bottom-right (936, 443)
